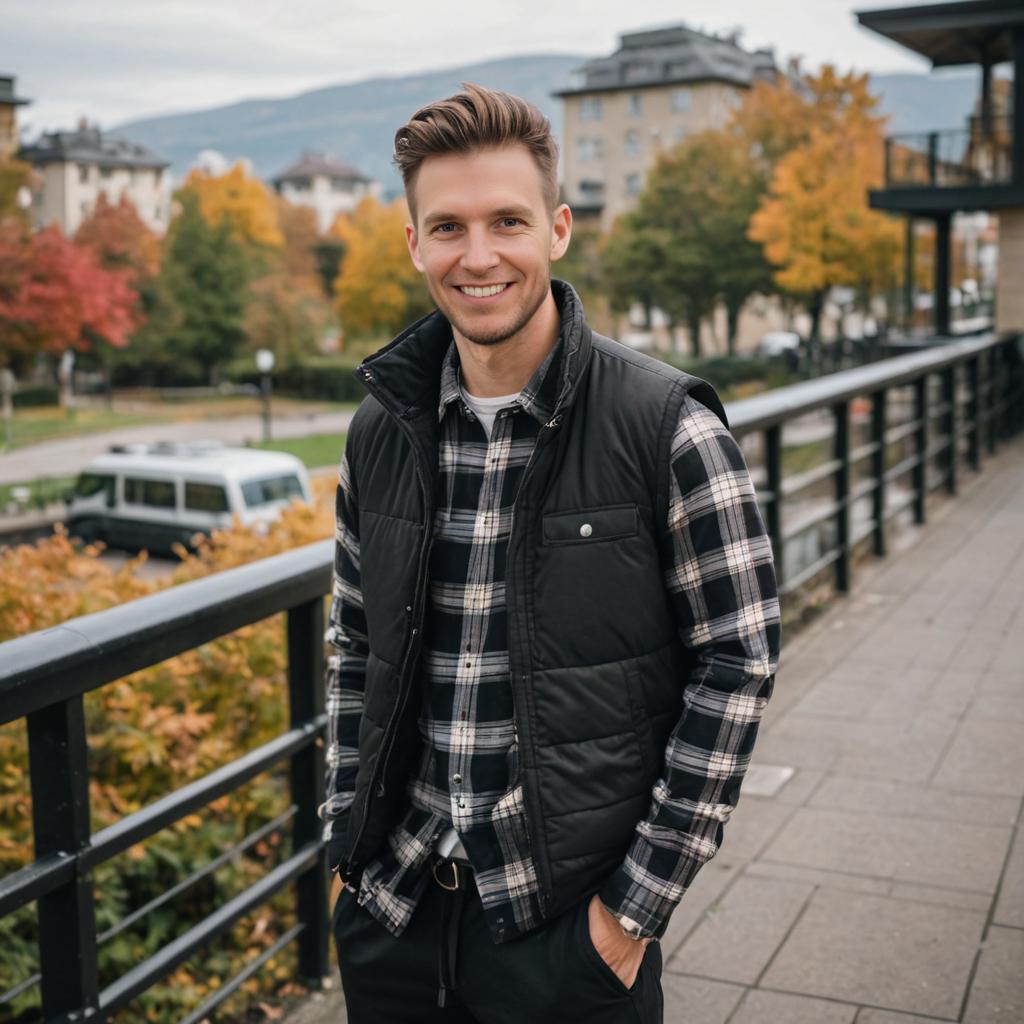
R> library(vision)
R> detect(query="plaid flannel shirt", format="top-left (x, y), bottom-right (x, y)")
top-left (319, 324), bottom-right (780, 944)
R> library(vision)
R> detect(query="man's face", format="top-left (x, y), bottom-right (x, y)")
top-left (405, 145), bottom-right (571, 348)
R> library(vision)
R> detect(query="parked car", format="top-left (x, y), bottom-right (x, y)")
top-left (65, 441), bottom-right (313, 555)
top-left (757, 331), bottom-right (802, 357)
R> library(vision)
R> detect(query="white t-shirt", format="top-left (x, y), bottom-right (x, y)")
top-left (460, 386), bottom-right (521, 439)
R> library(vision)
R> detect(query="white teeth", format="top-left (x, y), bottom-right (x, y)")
top-left (459, 284), bottom-right (508, 298)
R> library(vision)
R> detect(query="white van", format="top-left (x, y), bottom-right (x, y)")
top-left (65, 441), bottom-right (314, 554)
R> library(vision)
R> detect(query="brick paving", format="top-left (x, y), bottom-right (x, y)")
top-left (288, 436), bottom-right (1024, 1024)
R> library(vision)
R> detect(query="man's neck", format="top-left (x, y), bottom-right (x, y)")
top-left (453, 288), bottom-right (560, 398)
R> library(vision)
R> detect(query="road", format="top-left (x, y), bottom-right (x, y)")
top-left (0, 409), bottom-right (356, 485)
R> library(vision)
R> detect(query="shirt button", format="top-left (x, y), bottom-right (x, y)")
top-left (579, 523), bottom-right (593, 538)
top-left (452, 773), bottom-right (463, 784)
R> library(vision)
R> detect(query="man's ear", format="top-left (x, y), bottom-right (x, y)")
top-left (549, 203), bottom-right (573, 263)
top-left (405, 221), bottom-right (425, 272)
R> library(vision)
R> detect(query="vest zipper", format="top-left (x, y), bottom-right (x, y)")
top-left (344, 367), bottom-right (435, 875)
top-left (506, 411), bottom-right (562, 911)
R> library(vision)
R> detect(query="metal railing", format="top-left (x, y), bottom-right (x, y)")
top-left (0, 331), bottom-right (1021, 1021)
top-left (0, 543), bottom-right (333, 1023)
top-left (884, 115), bottom-right (1015, 188)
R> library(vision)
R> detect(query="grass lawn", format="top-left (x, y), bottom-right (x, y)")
top-left (253, 433), bottom-right (347, 470)
top-left (1, 475), bottom-right (76, 512)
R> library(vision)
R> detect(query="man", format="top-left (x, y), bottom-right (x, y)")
top-left (318, 83), bottom-right (781, 1023)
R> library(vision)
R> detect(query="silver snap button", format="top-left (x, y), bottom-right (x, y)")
top-left (579, 523), bottom-right (593, 538)
top-left (452, 773), bottom-right (463, 784)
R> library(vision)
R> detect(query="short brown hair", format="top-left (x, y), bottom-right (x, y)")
top-left (393, 82), bottom-right (560, 220)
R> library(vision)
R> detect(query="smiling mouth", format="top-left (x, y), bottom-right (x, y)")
top-left (457, 283), bottom-right (510, 298)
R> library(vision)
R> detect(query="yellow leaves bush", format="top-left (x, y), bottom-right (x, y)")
top-left (0, 475), bottom-right (336, 1022)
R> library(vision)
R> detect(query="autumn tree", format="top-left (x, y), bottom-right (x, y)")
top-left (181, 162), bottom-right (283, 250)
top-left (131, 192), bottom-right (251, 384)
top-left (0, 158), bottom-right (33, 225)
top-left (747, 68), bottom-right (903, 340)
top-left (0, 225), bottom-right (139, 374)
top-left (332, 197), bottom-right (432, 340)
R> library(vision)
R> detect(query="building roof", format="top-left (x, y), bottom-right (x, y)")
top-left (0, 74), bottom-right (30, 106)
top-left (20, 121), bottom-right (169, 169)
top-left (855, 1), bottom-right (1024, 67)
top-left (272, 151), bottom-right (370, 184)
top-left (554, 23), bottom-right (777, 97)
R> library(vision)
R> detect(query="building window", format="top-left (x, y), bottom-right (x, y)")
top-left (624, 131), bottom-right (642, 158)
top-left (670, 88), bottom-right (692, 112)
top-left (78, 163), bottom-right (90, 184)
top-left (580, 97), bottom-right (603, 122)
top-left (578, 179), bottom-right (605, 202)
top-left (628, 94), bottom-right (643, 118)
top-left (576, 137), bottom-right (604, 163)
top-left (99, 166), bottom-right (113, 180)
top-left (625, 173), bottom-right (642, 197)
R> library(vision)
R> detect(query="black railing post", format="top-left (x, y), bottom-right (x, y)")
top-left (871, 389), bottom-right (888, 557)
top-left (884, 136), bottom-right (892, 185)
top-left (927, 132), bottom-right (939, 185)
top-left (27, 696), bottom-right (99, 1021)
top-left (986, 349), bottom-right (998, 455)
top-left (968, 356), bottom-right (981, 471)
top-left (287, 597), bottom-right (327, 986)
top-left (765, 424), bottom-right (784, 591)
top-left (942, 365), bottom-right (958, 495)
top-left (834, 401), bottom-right (851, 592)
top-left (914, 375), bottom-right (929, 525)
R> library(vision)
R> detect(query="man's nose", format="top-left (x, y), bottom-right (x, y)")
top-left (460, 227), bottom-right (500, 276)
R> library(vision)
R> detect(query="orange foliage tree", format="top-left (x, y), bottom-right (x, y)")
top-left (181, 162), bottom-right (284, 250)
top-left (331, 196), bottom-right (432, 339)
top-left (745, 67), bottom-right (903, 339)
top-left (0, 478), bottom-right (337, 1022)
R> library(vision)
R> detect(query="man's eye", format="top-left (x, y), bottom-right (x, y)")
top-left (500, 217), bottom-right (521, 228)
top-left (436, 223), bottom-right (458, 233)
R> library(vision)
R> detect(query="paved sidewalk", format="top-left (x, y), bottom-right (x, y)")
top-left (0, 409), bottom-right (355, 484)
top-left (290, 437), bottom-right (1024, 1024)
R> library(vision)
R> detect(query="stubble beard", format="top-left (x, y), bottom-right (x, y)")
top-left (438, 276), bottom-right (551, 349)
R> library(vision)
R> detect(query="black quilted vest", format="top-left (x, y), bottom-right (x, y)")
top-left (339, 281), bottom-right (727, 919)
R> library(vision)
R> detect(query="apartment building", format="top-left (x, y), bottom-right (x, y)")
top-left (272, 152), bottom-right (383, 234)
top-left (21, 119), bottom-right (171, 235)
top-left (556, 24), bottom-right (776, 230)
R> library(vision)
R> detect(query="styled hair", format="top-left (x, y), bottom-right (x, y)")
top-left (393, 82), bottom-right (560, 220)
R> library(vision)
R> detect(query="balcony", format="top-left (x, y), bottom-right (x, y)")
top-left (885, 114), bottom-right (1014, 189)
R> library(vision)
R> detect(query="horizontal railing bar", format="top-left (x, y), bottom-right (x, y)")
top-left (0, 852), bottom-right (75, 919)
top-left (84, 721), bottom-right (323, 869)
top-left (778, 547), bottom-right (843, 596)
top-left (886, 418), bottom-right (923, 444)
top-left (849, 439), bottom-right (882, 465)
top-left (0, 970), bottom-right (39, 1006)
top-left (97, 806), bottom-right (298, 945)
top-left (0, 539), bottom-right (334, 724)
top-left (781, 501), bottom-right (840, 543)
top-left (727, 332), bottom-right (1002, 434)
top-left (782, 458), bottom-right (843, 498)
top-left (176, 922), bottom-right (305, 1024)
top-left (883, 488), bottom-right (919, 519)
top-left (92, 841), bottom-right (321, 1019)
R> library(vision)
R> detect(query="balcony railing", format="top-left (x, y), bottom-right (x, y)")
top-left (0, 331), bottom-right (1022, 1021)
top-left (884, 114), bottom-right (1015, 189)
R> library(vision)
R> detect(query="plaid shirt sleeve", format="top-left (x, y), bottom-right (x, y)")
top-left (599, 393), bottom-right (782, 940)
top-left (316, 449), bottom-right (369, 870)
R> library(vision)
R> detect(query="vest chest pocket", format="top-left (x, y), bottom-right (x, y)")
top-left (541, 504), bottom-right (639, 545)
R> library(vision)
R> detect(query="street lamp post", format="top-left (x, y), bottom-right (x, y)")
top-left (255, 348), bottom-right (275, 443)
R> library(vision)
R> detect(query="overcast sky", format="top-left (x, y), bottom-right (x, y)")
top-left (6, 0), bottom-right (946, 137)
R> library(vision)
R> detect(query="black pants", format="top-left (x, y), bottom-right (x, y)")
top-left (332, 860), bottom-right (663, 1023)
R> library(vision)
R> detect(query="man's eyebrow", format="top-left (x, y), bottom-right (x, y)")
top-left (421, 206), bottom-right (534, 229)
top-left (422, 211), bottom-right (460, 229)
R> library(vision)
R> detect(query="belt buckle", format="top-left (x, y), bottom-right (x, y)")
top-left (432, 858), bottom-right (461, 891)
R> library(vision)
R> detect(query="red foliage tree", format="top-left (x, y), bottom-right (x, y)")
top-left (0, 225), bottom-right (140, 362)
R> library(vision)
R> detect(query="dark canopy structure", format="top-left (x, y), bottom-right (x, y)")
top-left (856, 0), bottom-right (1024, 67)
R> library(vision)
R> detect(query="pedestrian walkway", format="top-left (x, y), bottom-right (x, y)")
top-left (0, 409), bottom-right (355, 484)
top-left (289, 437), bottom-right (1024, 1024)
